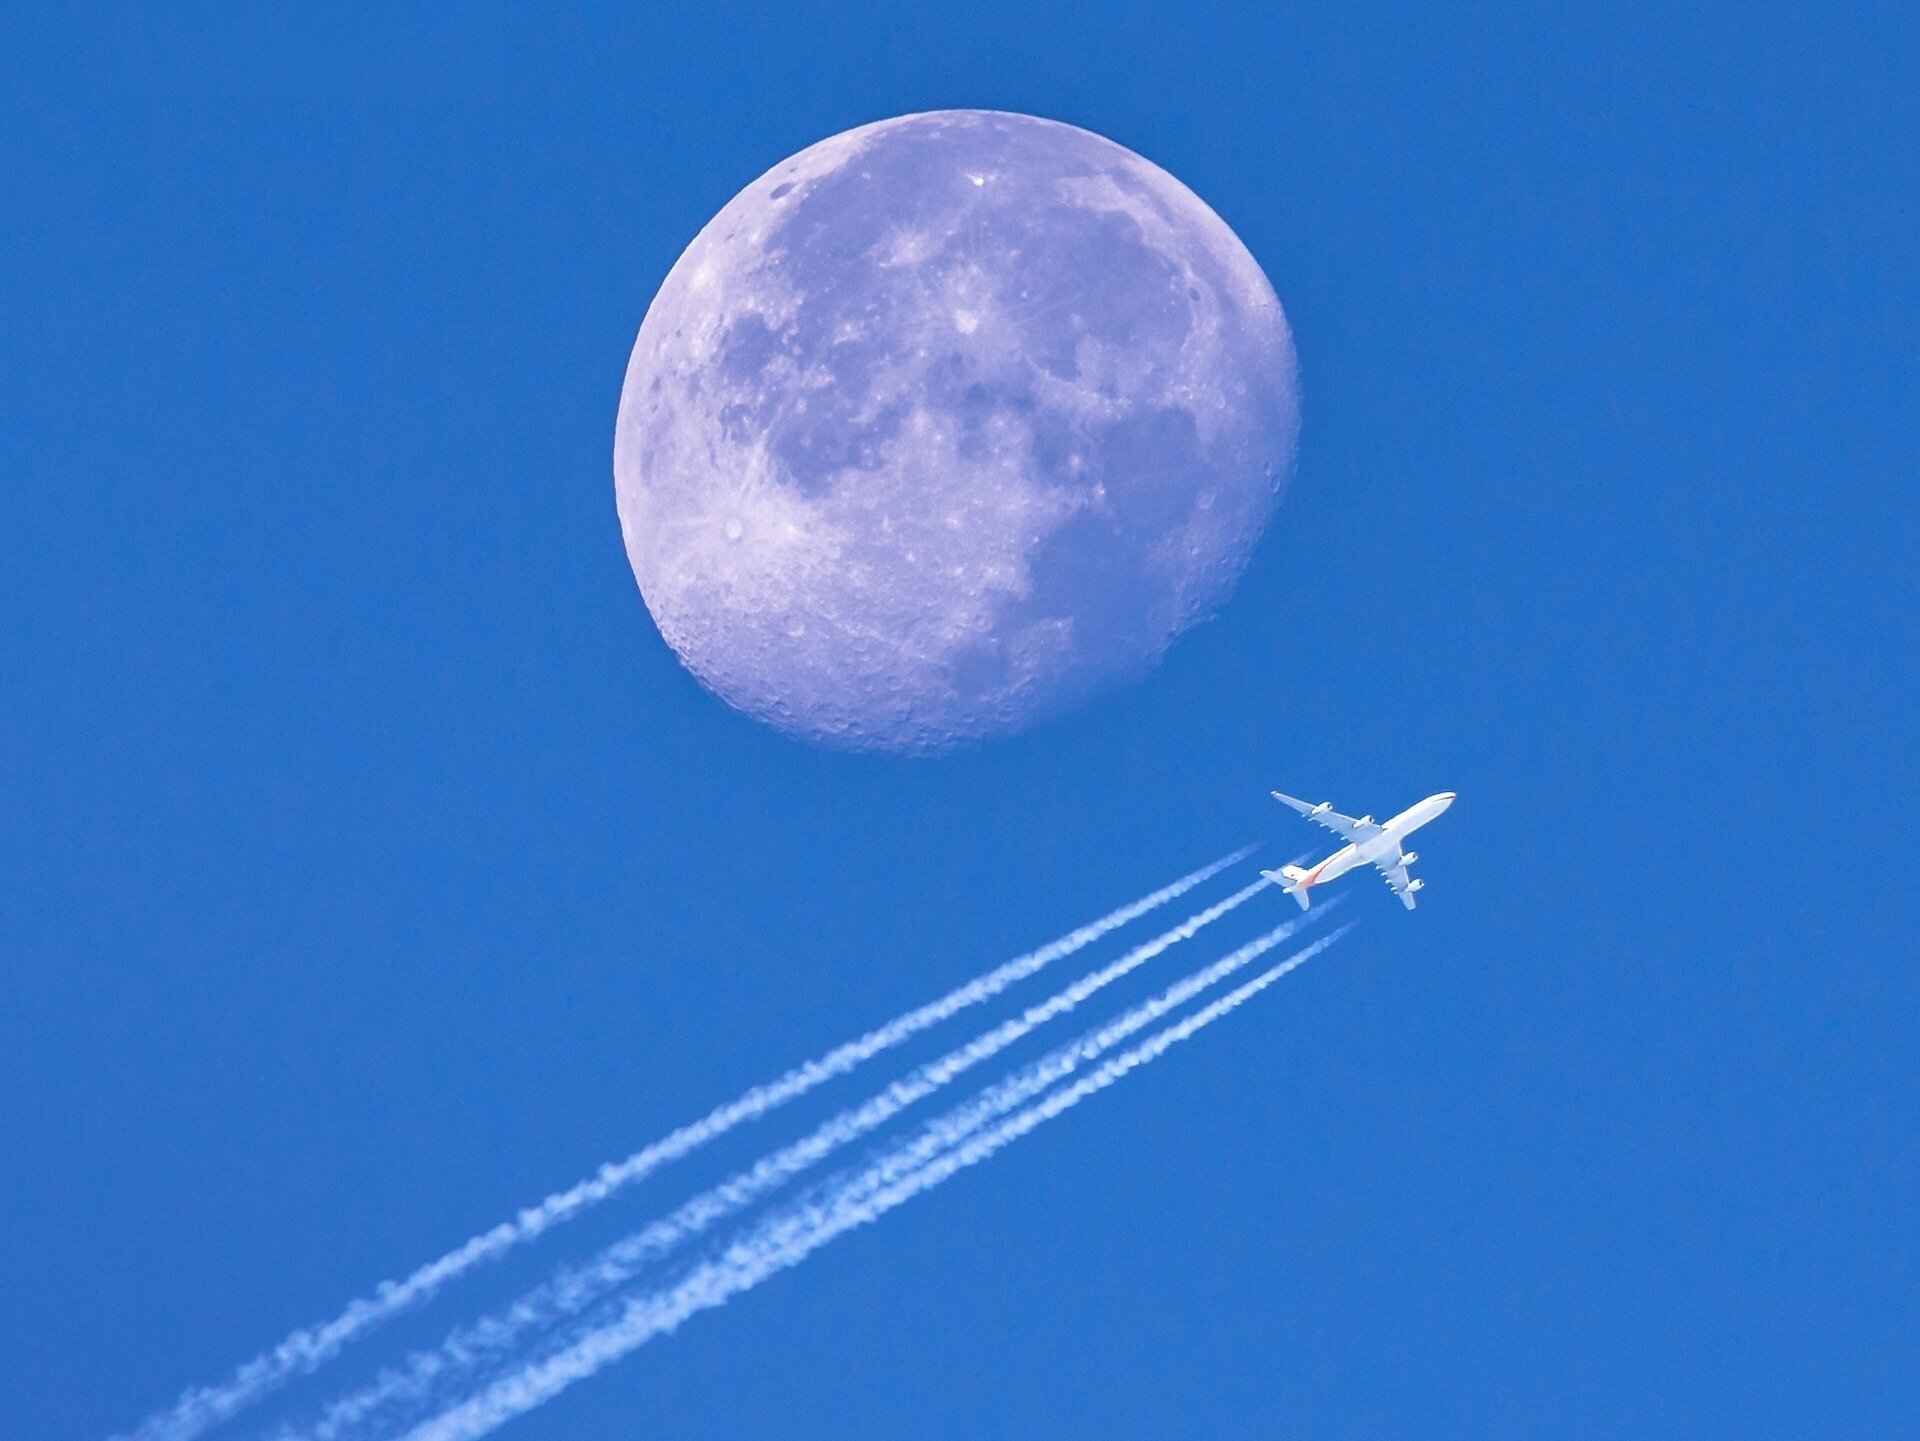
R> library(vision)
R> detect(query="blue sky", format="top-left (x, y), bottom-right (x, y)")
top-left (3, 4), bottom-right (1915, 1437)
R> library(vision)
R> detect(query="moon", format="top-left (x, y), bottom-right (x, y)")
top-left (615, 110), bottom-right (1298, 753)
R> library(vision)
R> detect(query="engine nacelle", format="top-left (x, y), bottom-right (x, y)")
top-left (1357, 815), bottom-right (1375, 827)
top-left (1408, 878), bottom-right (1425, 893)
top-left (1310, 801), bottom-right (1330, 816)
top-left (1401, 851), bottom-right (1418, 867)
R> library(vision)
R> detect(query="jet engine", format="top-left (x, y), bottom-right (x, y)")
top-left (1401, 851), bottom-right (1418, 867)
top-left (1408, 879), bottom-right (1425, 893)
top-left (1310, 802), bottom-right (1330, 816)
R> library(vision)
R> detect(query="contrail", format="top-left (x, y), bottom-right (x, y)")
top-left (116, 848), bottom-right (1252, 1441)
top-left (289, 876), bottom-right (1301, 1441)
top-left (384, 919), bottom-right (1354, 1441)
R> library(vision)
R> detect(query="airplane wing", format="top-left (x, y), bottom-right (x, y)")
top-left (1270, 790), bottom-right (1385, 844)
top-left (1368, 840), bottom-right (1430, 910)
top-left (1375, 854), bottom-right (1419, 910)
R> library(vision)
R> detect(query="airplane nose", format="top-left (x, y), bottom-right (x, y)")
top-left (1437, 791), bottom-right (1457, 805)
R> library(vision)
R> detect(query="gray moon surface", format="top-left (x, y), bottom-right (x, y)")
top-left (615, 110), bottom-right (1298, 753)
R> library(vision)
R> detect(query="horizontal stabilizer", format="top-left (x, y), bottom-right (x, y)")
top-left (1261, 867), bottom-right (1313, 910)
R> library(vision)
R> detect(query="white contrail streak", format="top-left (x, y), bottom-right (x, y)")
top-left (388, 919), bottom-right (1354, 1441)
top-left (116, 849), bottom-right (1252, 1441)
top-left (290, 876), bottom-right (1299, 1441)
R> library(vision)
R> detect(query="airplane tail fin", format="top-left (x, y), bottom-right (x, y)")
top-left (1262, 866), bottom-right (1313, 910)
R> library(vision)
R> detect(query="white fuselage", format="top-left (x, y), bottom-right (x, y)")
top-left (1298, 791), bottom-right (1456, 888)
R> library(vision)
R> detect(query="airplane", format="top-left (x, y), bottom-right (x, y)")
top-left (1262, 789), bottom-right (1456, 911)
